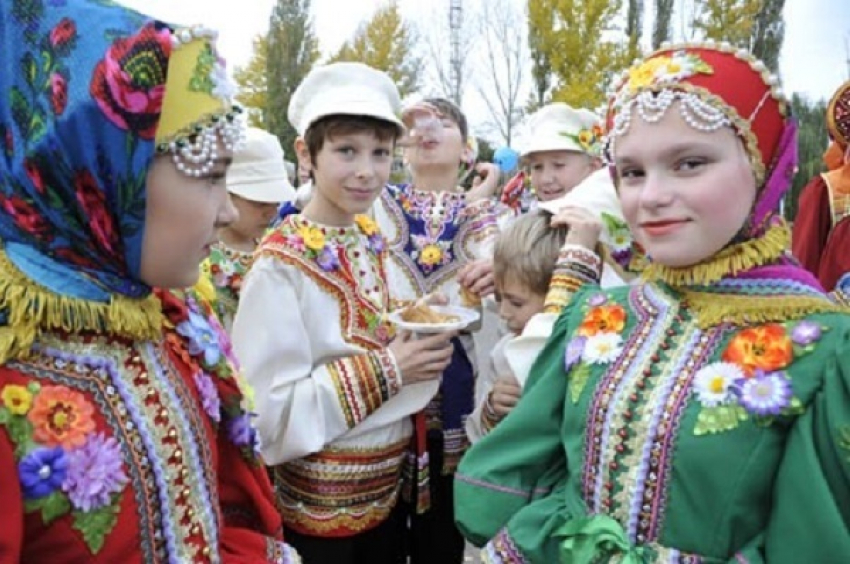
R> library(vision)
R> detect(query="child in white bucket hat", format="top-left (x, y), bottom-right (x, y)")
top-left (232, 62), bottom-right (456, 564)
top-left (201, 127), bottom-right (294, 330)
top-left (520, 102), bottom-right (605, 202)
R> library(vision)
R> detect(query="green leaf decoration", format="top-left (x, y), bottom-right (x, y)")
top-left (22, 52), bottom-right (38, 88)
top-left (41, 50), bottom-right (53, 73)
top-left (569, 363), bottom-right (592, 404)
top-left (189, 44), bottom-right (217, 95)
top-left (25, 491), bottom-right (72, 525)
top-left (0, 407), bottom-right (9, 425)
top-left (694, 404), bottom-right (748, 436)
top-left (5, 415), bottom-right (34, 450)
top-left (29, 112), bottom-right (47, 143)
top-left (10, 86), bottom-right (31, 140)
top-left (600, 212), bottom-right (627, 233)
top-left (783, 396), bottom-right (805, 416)
top-left (72, 499), bottom-right (121, 554)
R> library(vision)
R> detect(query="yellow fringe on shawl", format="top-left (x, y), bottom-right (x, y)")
top-left (641, 222), bottom-right (791, 287)
top-left (0, 245), bottom-right (163, 363)
top-left (681, 291), bottom-right (847, 329)
top-left (635, 221), bottom-right (848, 327)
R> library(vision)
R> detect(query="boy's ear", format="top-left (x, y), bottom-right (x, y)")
top-left (844, 144), bottom-right (850, 166)
top-left (294, 137), bottom-right (313, 172)
top-left (589, 157), bottom-right (603, 171)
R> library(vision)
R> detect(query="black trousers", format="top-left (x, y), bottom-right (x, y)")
top-left (284, 502), bottom-right (407, 564)
top-left (406, 435), bottom-right (466, 564)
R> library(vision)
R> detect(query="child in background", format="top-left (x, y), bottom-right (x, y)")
top-left (520, 102), bottom-right (606, 204)
top-left (232, 63), bottom-right (456, 564)
top-left (204, 127), bottom-right (294, 330)
top-left (372, 97), bottom-right (500, 564)
top-left (466, 200), bottom-right (630, 443)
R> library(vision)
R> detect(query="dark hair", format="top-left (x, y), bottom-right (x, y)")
top-left (304, 114), bottom-right (401, 164)
top-left (423, 97), bottom-right (468, 142)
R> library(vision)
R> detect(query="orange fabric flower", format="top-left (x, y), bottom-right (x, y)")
top-left (28, 385), bottom-right (96, 448)
top-left (578, 304), bottom-right (627, 337)
top-left (722, 324), bottom-right (793, 376)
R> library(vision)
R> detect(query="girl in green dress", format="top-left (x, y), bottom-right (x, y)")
top-left (454, 43), bottom-right (850, 563)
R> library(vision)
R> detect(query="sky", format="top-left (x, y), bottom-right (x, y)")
top-left (116, 0), bottom-right (850, 139)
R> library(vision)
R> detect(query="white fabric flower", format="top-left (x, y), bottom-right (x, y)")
top-left (582, 333), bottom-right (623, 364)
top-left (693, 362), bottom-right (742, 407)
top-left (212, 63), bottom-right (237, 100)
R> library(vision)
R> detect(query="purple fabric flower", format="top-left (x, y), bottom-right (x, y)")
top-left (227, 412), bottom-right (257, 449)
top-left (207, 311), bottom-right (240, 369)
top-left (316, 246), bottom-right (339, 271)
top-left (369, 234), bottom-right (385, 254)
top-left (176, 308), bottom-right (222, 367)
top-left (735, 370), bottom-right (792, 417)
top-left (564, 336), bottom-right (587, 371)
top-left (791, 321), bottom-right (821, 346)
top-left (588, 293), bottom-right (608, 307)
top-left (194, 372), bottom-right (222, 422)
top-left (61, 433), bottom-right (128, 511)
top-left (19, 446), bottom-right (69, 499)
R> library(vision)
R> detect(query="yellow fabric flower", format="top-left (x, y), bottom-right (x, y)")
top-left (355, 215), bottom-right (378, 237)
top-left (299, 225), bottom-right (326, 251)
top-left (628, 57), bottom-right (668, 91)
top-left (1, 384), bottom-right (33, 415)
top-left (420, 244), bottom-right (443, 266)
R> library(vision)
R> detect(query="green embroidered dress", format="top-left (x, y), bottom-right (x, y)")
top-left (454, 236), bottom-right (850, 563)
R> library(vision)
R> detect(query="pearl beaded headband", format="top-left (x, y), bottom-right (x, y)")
top-left (153, 25), bottom-right (245, 178)
top-left (606, 43), bottom-right (788, 185)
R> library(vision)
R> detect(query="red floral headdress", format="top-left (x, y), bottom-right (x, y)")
top-left (605, 42), bottom-right (795, 237)
top-left (827, 80), bottom-right (850, 148)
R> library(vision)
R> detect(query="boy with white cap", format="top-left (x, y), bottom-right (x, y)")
top-left (521, 102), bottom-right (606, 203)
top-left (203, 127), bottom-right (294, 330)
top-left (231, 62), bottom-right (456, 564)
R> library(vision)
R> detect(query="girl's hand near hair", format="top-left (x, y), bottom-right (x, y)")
top-left (549, 206), bottom-right (602, 251)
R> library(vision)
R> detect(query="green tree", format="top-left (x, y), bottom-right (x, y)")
top-left (266, 0), bottom-right (321, 155)
top-left (785, 94), bottom-right (829, 221)
top-left (528, 0), bottom-right (628, 109)
top-left (527, 1), bottom-right (553, 111)
top-left (750, 0), bottom-right (786, 72)
top-left (693, 0), bottom-right (762, 47)
top-left (652, 0), bottom-right (676, 49)
top-left (625, 0), bottom-right (643, 61)
top-left (329, 1), bottom-right (421, 97)
top-left (233, 34), bottom-right (268, 128)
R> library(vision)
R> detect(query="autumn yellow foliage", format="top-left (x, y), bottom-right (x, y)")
top-left (528, 0), bottom-right (630, 109)
top-left (329, 0), bottom-right (420, 97)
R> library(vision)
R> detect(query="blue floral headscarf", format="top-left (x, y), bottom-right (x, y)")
top-left (0, 0), bottom-right (167, 298)
top-left (0, 0), bottom-right (238, 358)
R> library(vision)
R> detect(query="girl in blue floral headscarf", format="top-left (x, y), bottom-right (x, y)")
top-left (0, 0), bottom-right (299, 561)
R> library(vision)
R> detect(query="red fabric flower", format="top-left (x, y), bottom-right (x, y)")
top-left (73, 170), bottom-right (120, 259)
top-left (0, 194), bottom-right (52, 241)
top-left (49, 17), bottom-right (77, 49)
top-left (50, 73), bottom-right (68, 116)
top-left (53, 247), bottom-right (99, 270)
top-left (89, 23), bottom-right (170, 139)
top-left (23, 159), bottom-right (45, 194)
